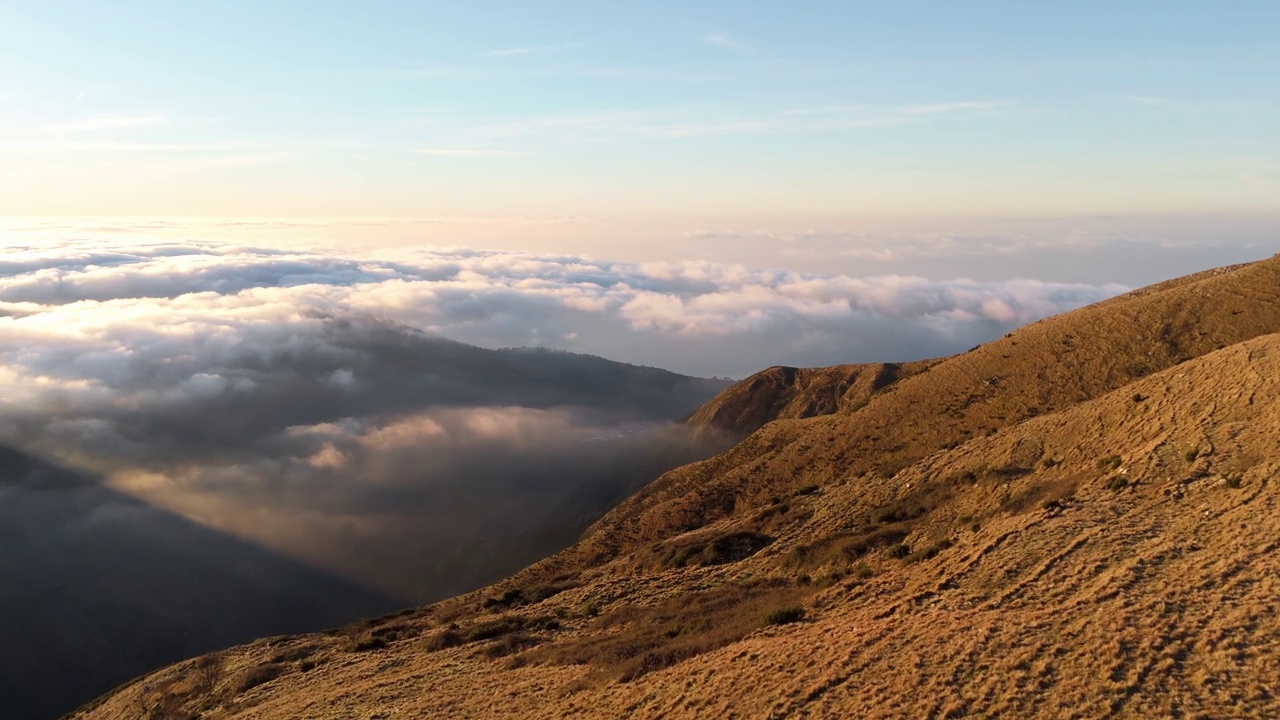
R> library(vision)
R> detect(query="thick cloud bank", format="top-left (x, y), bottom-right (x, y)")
top-left (0, 238), bottom-right (1128, 376)
top-left (0, 239), bottom-right (1125, 599)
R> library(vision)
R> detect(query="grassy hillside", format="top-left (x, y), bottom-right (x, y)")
top-left (72, 254), bottom-right (1280, 719)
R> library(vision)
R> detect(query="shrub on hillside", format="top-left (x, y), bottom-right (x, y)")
top-left (763, 607), bottom-right (806, 626)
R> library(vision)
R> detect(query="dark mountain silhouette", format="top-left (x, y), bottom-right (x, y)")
top-left (0, 446), bottom-right (397, 720)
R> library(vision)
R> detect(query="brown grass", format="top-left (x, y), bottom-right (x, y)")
top-left (525, 578), bottom-right (810, 682)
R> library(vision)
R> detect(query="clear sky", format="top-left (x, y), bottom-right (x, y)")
top-left (2, 1), bottom-right (1278, 220)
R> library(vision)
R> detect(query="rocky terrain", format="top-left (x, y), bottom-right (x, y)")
top-left (73, 254), bottom-right (1280, 719)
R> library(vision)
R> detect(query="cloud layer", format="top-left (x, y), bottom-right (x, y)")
top-left (0, 238), bottom-right (1127, 376)
top-left (0, 238), bottom-right (1126, 598)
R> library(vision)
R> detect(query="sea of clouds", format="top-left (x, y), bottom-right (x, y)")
top-left (0, 237), bottom-right (1128, 597)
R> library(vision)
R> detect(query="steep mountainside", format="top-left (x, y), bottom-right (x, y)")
top-left (73, 255), bottom-right (1280, 719)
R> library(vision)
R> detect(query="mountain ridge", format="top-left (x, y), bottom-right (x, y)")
top-left (686, 359), bottom-right (942, 438)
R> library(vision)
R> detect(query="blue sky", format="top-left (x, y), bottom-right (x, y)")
top-left (1, 1), bottom-right (1278, 220)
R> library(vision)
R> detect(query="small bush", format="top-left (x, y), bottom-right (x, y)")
top-left (267, 643), bottom-right (322, 664)
top-left (467, 617), bottom-right (523, 642)
top-left (235, 663), bottom-right (286, 694)
top-left (348, 634), bottom-right (388, 652)
top-left (1226, 475), bottom-right (1243, 489)
top-left (650, 530), bottom-right (774, 569)
top-left (482, 588), bottom-right (526, 609)
top-left (525, 616), bottom-right (561, 632)
top-left (479, 632), bottom-right (541, 659)
top-left (1132, 393), bottom-right (1146, 403)
top-left (813, 569), bottom-right (844, 588)
top-left (904, 538), bottom-right (954, 564)
top-left (1106, 476), bottom-right (1128, 492)
top-left (192, 654), bottom-right (223, 693)
top-left (1185, 448), bottom-right (1200, 462)
top-left (763, 607), bottom-right (806, 626)
top-left (1097, 455), bottom-right (1123, 470)
top-left (887, 543), bottom-right (911, 559)
top-left (463, 615), bottom-right (559, 644)
top-left (425, 629), bottom-right (464, 651)
top-left (1041, 458), bottom-right (1058, 469)
top-left (873, 508), bottom-right (903, 524)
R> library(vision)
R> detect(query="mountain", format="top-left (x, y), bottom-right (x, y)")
top-left (70, 254), bottom-right (1280, 719)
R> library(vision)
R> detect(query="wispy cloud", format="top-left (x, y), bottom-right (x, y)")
top-left (703, 32), bottom-right (745, 51)
top-left (46, 115), bottom-right (164, 131)
top-left (645, 119), bottom-right (782, 138)
top-left (438, 100), bottom-right (1019, 144)
top-left (414, 147), bottom-right (531, 157)
top-left (0, 140), bottom-right (239, 153)
top-left (480, 42), bottom-right (581, 57)
top-left (404, 62), bottom-right (730, 83)
top-left (903, 100), bottom-right (1018, 115)
top-left (1122, 95), bottom-right (1184, 111)
top-left (149, 152), bottom-right (291, 170)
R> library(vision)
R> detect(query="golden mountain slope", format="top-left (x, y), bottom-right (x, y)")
top-left (73, 256), bottom-right (1280, 719)
top-left (687, 360), bottom-right (941, 437)
top-left (562, 256), bottom-right (1280, 566)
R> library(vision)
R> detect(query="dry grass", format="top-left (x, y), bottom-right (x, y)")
top-left (524, 578), bottom-right (810, 682)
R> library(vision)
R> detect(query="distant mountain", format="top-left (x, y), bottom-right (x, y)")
top-left (71, 254), bottom-right (1280, 719)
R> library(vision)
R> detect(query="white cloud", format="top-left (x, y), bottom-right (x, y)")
top-left (0, 239), bottom-right (1125, 382)
top-left (903, 100), bottom-right (1018, 115)
top-left (480, 42), bottom-right (581, 57)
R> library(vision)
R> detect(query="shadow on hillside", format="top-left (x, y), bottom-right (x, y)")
top-left (0, 445), bottom-right (399, 720)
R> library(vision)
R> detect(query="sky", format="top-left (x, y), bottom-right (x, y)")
top-left (1, 1), bottom-right (1277, 222)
